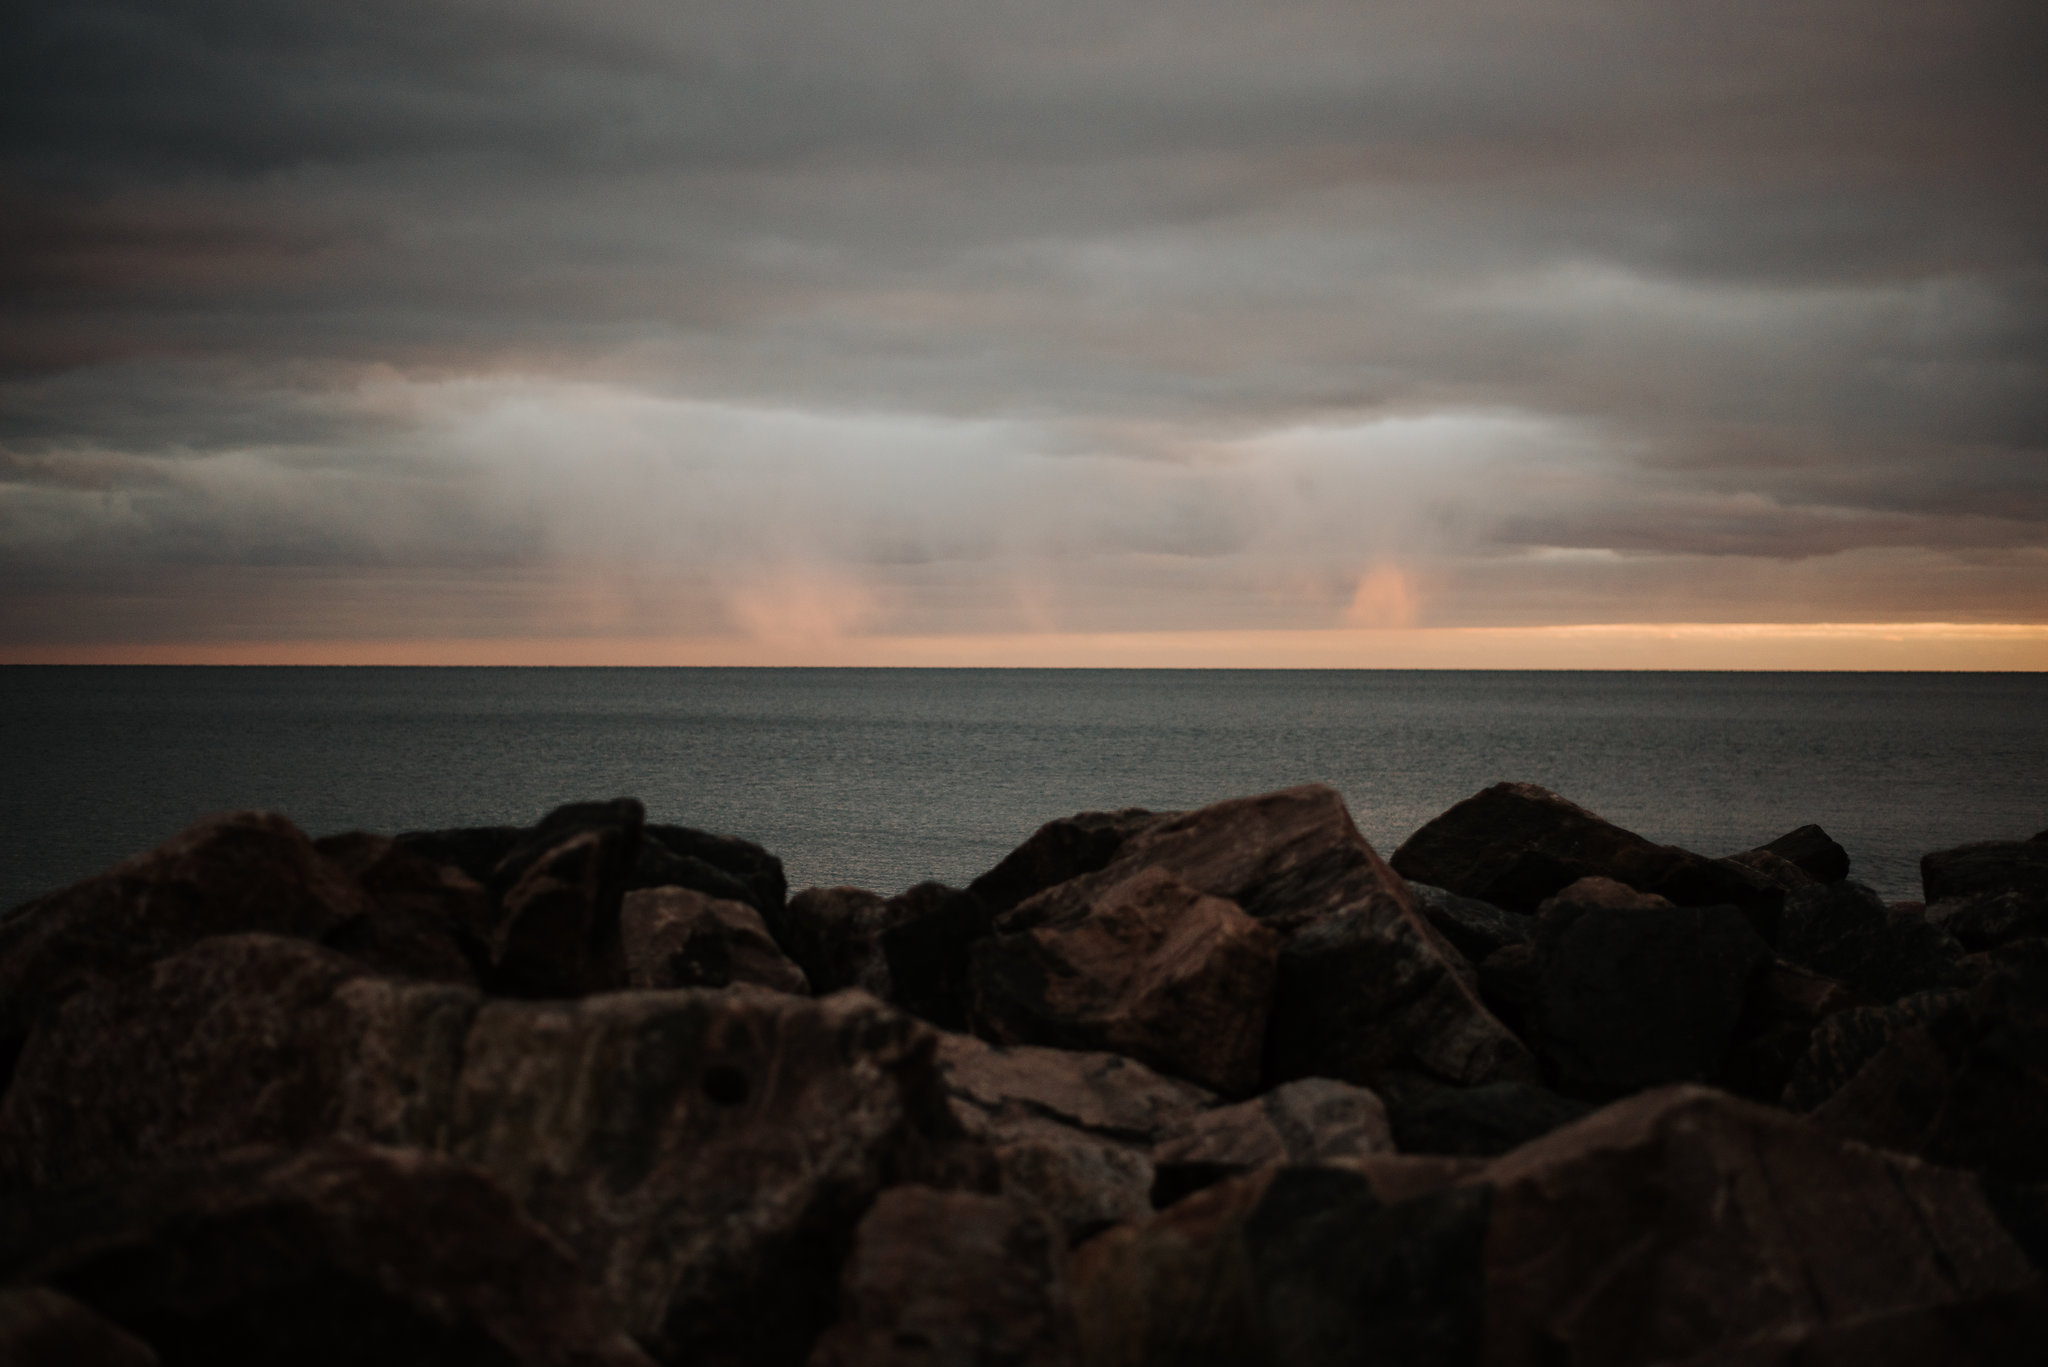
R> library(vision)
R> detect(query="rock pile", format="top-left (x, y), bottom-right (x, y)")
top-left (0, 782), bottom-right (2044, 1365)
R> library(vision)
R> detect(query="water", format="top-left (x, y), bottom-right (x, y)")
top-left (3, 666), bottom-right (2044, 910)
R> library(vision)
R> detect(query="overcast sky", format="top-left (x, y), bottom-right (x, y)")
top-left (3, 1), bottom-right (2044, 662)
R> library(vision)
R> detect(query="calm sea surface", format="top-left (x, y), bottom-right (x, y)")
top-left (4, 667), bottom-right (2045, 910)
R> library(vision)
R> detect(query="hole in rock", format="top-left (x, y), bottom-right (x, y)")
top-left (702, 1065), bottom-right (750, 1106)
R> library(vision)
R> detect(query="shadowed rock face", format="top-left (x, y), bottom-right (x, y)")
top-left (0, 1287), bottom-right (158, 1367)
top-left (971, 866), bottom-right (1281, 1096)
top-left (0, 1141), bottom-right (655, 1367)
top-left (808, 1186), bottom-right (1077, 1367)
top-left (1923, 840), bottom-right (2048, 905)
top-left (0, 812), bottom-right (437, 1084)
top-left (1071, 1165), bottom-right (1492, 1367)
top-left (1776, 880), bottom-right (1964, 1004)
top-left (620, 887), bottom-right (807, 994)
top-left (1391, 782), bottom-right (1780, 922)
top-left (1478, 1086), bottom-right (2037, 1367)
top-left (1756, 823), bottom-right (1853, 884)
top-left (0, 935), bottom-right (989, 1367)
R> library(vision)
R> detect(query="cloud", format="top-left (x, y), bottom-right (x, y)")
top-left (1, 1), bottom-right (2043, 648)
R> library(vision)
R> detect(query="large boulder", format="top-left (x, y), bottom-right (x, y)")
top-left (636, 823), bottom-right (787, 921)
top-left (1377, 1078), bottom-right (1594, 1158)
top-left (0, 934), bottom-right (478, 1189)
top-left (966, 808), bottom-right (1169, 918)
top-left (0, 1140), bottom-right (653, 1367)
top-left (1266, 901), bottom-right (1538, 1092)
top-left (1932, 892), bottom-right (2048, 953)
top-left (970, 867), bottom-right (1280, 1096)
top-left (1659, 1280), bottom-right (2048, 1367)
top-left (1391, 782), bottom-right (1780, 922)
top-left (1717, 959), bottom-right (1864, 1104)
top-left (1070, 1165), bottom-right (1491, 1367)
top-left (807, 1186), bottom-right (1077, 1367)
top-left (0, 933), bottom-right (991, 1365)
top-left (0, 812), bottom-right (423, 1078)
top-left (312, 831), bottom-right (488, 984)
top-left (1745, 823), bottom-right (1852, 884)
top-left (1531, 879), bottom-right (1773, 1098)
top-left (1776, 880), bottom-right (1964, 1003)
top-left (1149, 1078), bottom-right (1392, 1207)
top-left (1477, 1086), bottom-right (2038, 1367)
top-left (620, 887), bottom-right (808, 994)
top-left (936, 1033), bottom-right (1212, 1241)
top-left (1924, 839), bottom-right (2048, 906)
top-left (1786, 944), bottom-right (2048, 1182)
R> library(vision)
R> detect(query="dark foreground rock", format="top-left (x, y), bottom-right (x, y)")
top-left (1531, 878), bottom-right (1772, 1098)
top-left (0, 933), bottom-right (987, 1364)
top-left (0, 1140), bottom-right (652, 1367)
top-left (0, 1287), bottom-right (158, 1367)
top-left (808, 1186), bottom-right (1077, 1367)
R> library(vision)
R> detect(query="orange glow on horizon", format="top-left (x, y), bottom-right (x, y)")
top-left (6, 622), bottom-right (2048, 670)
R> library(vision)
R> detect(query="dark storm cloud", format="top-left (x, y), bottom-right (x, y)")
top-left (2, 0), bottom-right (2045, 642)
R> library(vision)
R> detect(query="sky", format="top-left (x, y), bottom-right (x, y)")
top-left (3, 1), bottom-right (2045, 667)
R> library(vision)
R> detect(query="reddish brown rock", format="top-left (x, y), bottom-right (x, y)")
top-left (1776, 880), bottom-right (1963, 1004)
top-left (1930, 891), bottom-right (2048, 952)
top-left (774, 886), bottom-right (909, 997)
top-left (0, 1140), bottom-right (653, 1367)
top-left (0, 934), bottom-right (478, 1189)
top-left (1391, 782), bottom-right (1780, 921)
top-left (937, 1033), bottom-right (1213, 1240)
top-left (807, 1186), bottom-right (1077, 1367)
top-left (621, 886), bottom-right (808, 994)
top-left (313, 830), bottom-right (487, 984)
top-left (1070, 1164), bottom-right (1491, 1367)
top-left (966, 808), bottom-right (1169, 918)
top-left (445, 988), bottom-right (990, 1365)
top-left (0, 812), bottom-right (385, 1066)
top-left (0, 1287), bottom-right (158, 1367)
top-left (484, 828), bottom-right (633, 998)
top-left (970, 867), bottom-right (1280, 1096)
top-left (879, 882), bottom-right (997, 1030)
top-left (1478, 1085), bottom-right (2037, 1367)
top-left (1148, 1078), bottom-right (1392, 1206)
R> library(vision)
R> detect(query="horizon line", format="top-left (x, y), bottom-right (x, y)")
top-left (5, 621), bottom-right (2047, 670)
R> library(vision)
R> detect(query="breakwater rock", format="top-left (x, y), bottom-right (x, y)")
top-left (1, 783), bottom-right (2044, 1365)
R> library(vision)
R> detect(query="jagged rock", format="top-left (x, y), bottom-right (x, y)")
top-left (620, 887), bottom-right (808, 994)
top-left (484, 824), bottom-right (637, 999)
top-left (1776, 880), bottom-right (1964, 1003)
top-left (936, 1034), bottom-right (1211, 1241)
top-left (0, 812), bottom-right (390, 1075)
top-left (873, 807), bottom-right (1164, 1034)
top-left (807, 1186), bottom-right (1077, 1367)
top-left (1719, 847), bottom-right (1819, 895)
top-left (0, 934), bottom-right (478, 1189)
top-left (1405, 881), bottom-right (1533, 965)
top-left (0, 1287), bottom-right (158, 1367)
top-left (1391, 782), bottom-right (1781, 923)
top-left (1070, 1165), bottom-right (1491, 1367)
top-left (313, 831), bottom-right (487, 985)
top-left (1660, 1280), bottom-right (2048, 1367)
top-left (1923, 839), bottom-right (2048, 905)
top-left (446, 988), bottom-right (989, 1364)
top-left (1932, 891), bottom-right (2048, 952)
top-left (966, 809), bottom-right (1168, 918)
top-left (773, 887), bottom-right (905, 996)
top-left (1790, 944), bottom-right (2048, 1181)
top-left (970, 867), bottom-right (1280, 1096)
top-left (0, 934), bottom-right (990, 1364)
top-left (1267, 901), bottom-right (1538, 1092)
top-left (1756, 823), bottom-right (1852, 884)
top-left (1479, 1086), bottom-right (2038, 1367)
top-left (1717, 960), bottom-right (1864, 1103)
top-left (0, 1141), bottom-right (653, 1367)
top-left (1377, 1078), bottom-right (1594, 1158)
top-left (1149, 1079), bottom-right (1391, 1203)
top-left (1532, 888), bottom-right (1772, 1098)
top-left (635, 823), bottom-right (787, 920)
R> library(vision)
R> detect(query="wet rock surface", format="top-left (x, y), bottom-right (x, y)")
top-left (3, 784), bottom-right (2042, 1364)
